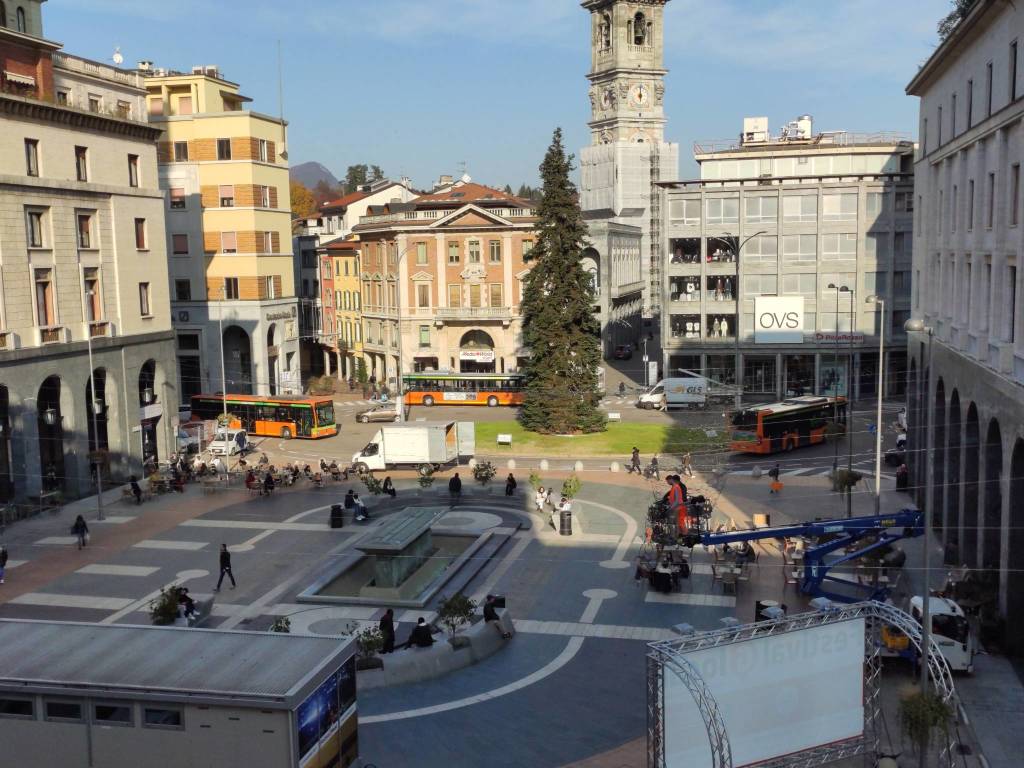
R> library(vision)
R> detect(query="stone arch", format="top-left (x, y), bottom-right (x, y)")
top-left (599, 12), bottom-right (611, 49)
top-left (1007, 439), bottom-right (1024, 654)
top-left (37, 375), bottom-right (65, 492)
top-left (0, 4), bottom-right (6, 28)
top-left (267, 323), bottom-right (280, 395)
top-left (222, 325), bottom-right (253, 394)
top-left (16, 5), bottom-right (25, 33)
top-left (86, 367), bottom-right (111, 482)
top-left (946, 390), bottom-right (962, 561)
top-left (459, 329), bottom-right (496, 374)
top-left (963, 403), bottom-right (980, 568)
top-left (581, 247), bottom-right (600, 293)
top-left (630, 11), bottom-right (649, 46)
top-left (932, 378), bottom-right (946, 535)
top-left (907, 358), bottom-right (922, 508)
top-left (982, 418), bottom-right (1003, 574)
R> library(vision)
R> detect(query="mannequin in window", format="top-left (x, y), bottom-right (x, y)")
top-left (712, 318), bottom-right (721, 337)
top-left (715, 277), bottom-right (724, 301)
top-left (720, 318), bottom-right (729, 338)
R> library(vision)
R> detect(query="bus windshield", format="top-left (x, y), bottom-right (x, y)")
top-left (732, 410), bottom-right (759, 429)
top-left (316, 402), bottom-right (335, 426)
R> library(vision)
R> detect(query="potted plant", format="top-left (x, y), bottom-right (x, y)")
top-left (472, 461), bottom-right (497, 487)
top-left (417, 465), bottom-right (436, 488)
top-left (270, 616), bottom-right (291, 633)
top-left (561, 474), bottom-right (582, 500)
top-left (149, 586), bottom-right (181, 626)
top-left (899, 690), bottom-right (952, 759)
top-left (438, 593), bottom-right (476, 647)
top-left (528, 471), bottom-right (543, 491)
top-left (361, 473), bottom-right (384, 495)
top-left (354, 626), bottom-right (384, 670)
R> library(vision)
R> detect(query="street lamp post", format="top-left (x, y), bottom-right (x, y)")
top-left (218, 285), bottom-right (228, 432)
top-left (709, 230), bottom-right (766, 410)
top-left (844, 286), bottom-right (855, 518)
top-left (866, 295), bottom-right (886, 516)
top-left (83, 298), bottom-right (105, 522)
top-left (827, 283), bottom-right (850, 476)
top-left (905, 318), bottom-right (935, 715)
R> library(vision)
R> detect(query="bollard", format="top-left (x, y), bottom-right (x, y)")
top-left (507, 459), bottom-right (516, 470)
top-left (574, 461), bottom-right (584, 472)
top-left (540, 459), bottom-right (549, 471)
top-left (610, 461), bottom-right (620, 473)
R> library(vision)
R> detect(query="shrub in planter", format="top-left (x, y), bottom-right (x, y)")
top-left (270, 616), bottom-right (291, 633)
top-left (149, 586), bottom-right (181, 625)
top-left (437, 593), bottom-right (476, 635)
top-left (472, 461), bottom-right (497, 486)
top-left (899, 690), bottom-right (952, 756)
top-left (417, 466), bottom-right (436, 488)
top-left (528, 471), bottom-right (543, 491)
top-left (361, 473), bottom-right (384, 495)
top-left (448, 635), bottom-right (472, 650)
top-left (561, 474), bottom-right (582, 500)
top-left (355, 625), bottom-right (384, 659)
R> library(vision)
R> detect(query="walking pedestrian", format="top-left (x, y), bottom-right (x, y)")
top-left (648, 455), bottom-right (660, 480)
top-left (71, 515), bottom-right (89, 550)
top-left (629, 447), bottom-right (641, 475)
top-left (544, 487), bottom-right (554, 509)
top-left (534, 487), bottom-right (546, 514)
top-left (768, 463), bottom-right (782, 494)
top-left (682, 452), bottom-right (693, 478)
top-left (214, 543), bottom-right (236, 591)
top-left (0, 544), bottom-right (8, 584)
top-left (382, 476), bottom-right (396, 498)
top-left (129, 475), bottom-right (143, 504)
top-left (504, 473), bottom-right (517, 496)
top-left (448, 472), bottom-right (462, 503)
top-left (379, 608), bottom-right (396, 654)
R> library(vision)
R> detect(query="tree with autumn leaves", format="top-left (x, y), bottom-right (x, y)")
top-left (519, 129), bottom-right (605, 434)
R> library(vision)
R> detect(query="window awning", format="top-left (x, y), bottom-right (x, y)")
top-left (4, 71), bottom-right (36, 86)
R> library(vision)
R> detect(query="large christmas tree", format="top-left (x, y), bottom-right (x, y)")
top-left (519, 129), bottom-right (605, 434)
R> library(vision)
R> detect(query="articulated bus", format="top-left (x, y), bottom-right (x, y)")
top-left (401, 373), bottom-right (524, 407)
top-left (729, 395), bottom-right (846, 454)
top-left (190, 394), bottom-right (338, 439)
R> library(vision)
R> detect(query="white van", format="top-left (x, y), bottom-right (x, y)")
top-left (910, 596), bottom-right (977, 673)
top-left (209, 428), bottom-right (248, 456)
top-left (637, 376), bottom-right (707, 410)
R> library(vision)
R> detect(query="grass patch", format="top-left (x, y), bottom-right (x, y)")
top-left (475, 421), bottom-right (725, 458)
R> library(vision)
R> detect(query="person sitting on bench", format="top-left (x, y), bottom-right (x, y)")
top-left (484, 594), bottom-right (512, 639)
top-left (405, 617), bottom-right (435, 648)
top-left (177, 587), bottom-right (196, 621)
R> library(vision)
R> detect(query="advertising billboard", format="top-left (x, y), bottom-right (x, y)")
top-left (754, 296), bottom-right (804, 344)
top-left (663, 618), bottom-right (865, 767)
top-left (296, 655), bottom-right (357, 768)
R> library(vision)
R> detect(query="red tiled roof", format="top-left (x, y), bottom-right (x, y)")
top-left (322, 239), bottom-right (360, 252)
top-left (321, 190), bottom-right (368, 210)
top-left (414, 183), bottom-right (528, 207)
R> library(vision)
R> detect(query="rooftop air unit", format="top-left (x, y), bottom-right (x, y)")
top-left (742, 116), bottom-right (769, 145)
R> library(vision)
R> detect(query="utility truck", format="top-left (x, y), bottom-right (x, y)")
top-left (637, 372), bottom-right (708, 410)
top-left (351, 421), bottom-right (474, 474)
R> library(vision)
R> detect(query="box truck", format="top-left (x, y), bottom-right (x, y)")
top-left (637, 374), bottom-right (708, 410)
top-left (351, 421), bottom-right (474, 474)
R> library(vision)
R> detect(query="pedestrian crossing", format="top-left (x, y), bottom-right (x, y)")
top-left (725, 462), bottom-right (895, 481)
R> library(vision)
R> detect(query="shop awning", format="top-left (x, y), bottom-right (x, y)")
top-left (4, 71), bottom-right (36, 86)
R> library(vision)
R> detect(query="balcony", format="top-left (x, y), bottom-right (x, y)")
top-left (87, 320), bottom-right (114, 338)
top-left (35, 326), bottom-right (69, 346)
top-left (52, 52), bottom-right (145, 89)
top-left (435, 307), bottom-right (512, 321)
top-left (0, 331), bottom-right (16, 351)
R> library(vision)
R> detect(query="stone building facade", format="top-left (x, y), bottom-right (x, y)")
top-left (0, 1), bottom-right (176, 500)
top-left (905, 0), bottom-right (1024, 652)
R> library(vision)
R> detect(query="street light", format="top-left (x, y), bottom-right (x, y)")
top-left (904, 317), bottom-right (935, 715)
top-left (827, 283), bottom-right (851, 478)
top-left (217, 285), bottom-right (228, 433)
top-left (83, 293), bottom-right (105, 521)
top-left (709, 230), bottom-right (766, 409)
top-left (866, 295), bottom-right (885, 516)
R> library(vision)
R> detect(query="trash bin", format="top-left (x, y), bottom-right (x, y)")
top-left (559, 508), bottom-right (573, 536)
top-left (330, 504), bottom-right (344, 529)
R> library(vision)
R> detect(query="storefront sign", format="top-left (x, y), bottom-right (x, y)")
top-left (754, 297), bottom-right (804, 344)
top-left (459, 349), bottom-right (495, 363)
top-left (266, 307), bottom-right (297, 322)
top-left (813, 332), bottom-right (865, 344)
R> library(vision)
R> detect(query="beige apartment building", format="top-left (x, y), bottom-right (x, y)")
top-left (352, 179), bottom-right (537, 382)
top-left (145, 66), bottom-right (298, 400)
top-left (0, 0), bottom-right (176, 500)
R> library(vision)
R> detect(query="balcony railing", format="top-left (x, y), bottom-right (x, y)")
top-left (52, 53), bottom-right (144, 89)
top-left (88, 320), bottom-right (113, 338)
top-left (36, 326), bottom-right (68, 345)
top-left (435, 307), bottom-right (511, 320)
top-left (358, 206), bottom-right (535, 226)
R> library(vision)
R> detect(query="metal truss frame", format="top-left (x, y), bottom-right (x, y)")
top-left (646, 601), bottom-right (958, 768)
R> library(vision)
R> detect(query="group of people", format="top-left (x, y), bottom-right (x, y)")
top-left (343, 489), bottom-right (369, 521)
top-left (628, 448), bottom-right (695, 480)
top-left (376, 595), bottom-right (511, 653)
top-left (244, 468), bottom-right (277, 496)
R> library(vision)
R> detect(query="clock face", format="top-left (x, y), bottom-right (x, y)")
top-left (630, 84), bottom-right (649, 107)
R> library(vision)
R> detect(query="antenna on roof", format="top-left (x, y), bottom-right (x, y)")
top-left (276, 40), bottom-right (288, 161)
top-left (457, 160), bottom-right (470, 184)
top-left (112, 47), bottom-right (123, 66)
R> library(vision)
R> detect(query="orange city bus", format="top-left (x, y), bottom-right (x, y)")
top-left (189, 394), bottom-right (338, 439)
top-left (401, 373), bottom-right (525, 407)
top-left (729, 395), bottom-right (846, 454)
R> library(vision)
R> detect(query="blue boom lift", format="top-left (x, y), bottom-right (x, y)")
top-left (698, 509), bottom-right (923, 603)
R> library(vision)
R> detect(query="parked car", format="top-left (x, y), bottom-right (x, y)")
top-left (209, 428), bottom-right (249, 456)
top-left (355, 404), bottom-right (401, 423)
top-left (613, 344), bottom-right (633, 360)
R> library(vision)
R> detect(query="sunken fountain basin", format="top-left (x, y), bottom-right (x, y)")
top-left (297, 506), bottom-right (500, 609)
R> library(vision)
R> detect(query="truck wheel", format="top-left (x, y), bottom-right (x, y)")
top-left (393, 415), bottom-right (402, 422)
top-left (487, 396), bottom-right (499, 407)
top-left (359, 415), bottom-right (370, 423)
top-left (423, 395), bottom-right (435, 406)
top-left (280, 427), bottom-right (292, 439)
top-left (418, 464), bottom-right (432, 476)
top-left (355, 462), bottom-right (369, 475)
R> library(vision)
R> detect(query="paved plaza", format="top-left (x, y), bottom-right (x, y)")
top-left (0, 458), bottom-right (1017, 767)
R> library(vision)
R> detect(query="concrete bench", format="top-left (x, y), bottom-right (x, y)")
top-left (358, 610), bottom-right (516, 690)
top-left (173, 595), bottom-right (216, 628)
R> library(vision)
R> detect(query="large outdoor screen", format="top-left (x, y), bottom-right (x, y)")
top-left (664, 618), bottom-right (864, 767)
top-left (297, 654), bottom-right (357, 768)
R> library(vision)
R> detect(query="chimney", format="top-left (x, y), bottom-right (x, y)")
top-left (137, 60), bottom-right (153, 72)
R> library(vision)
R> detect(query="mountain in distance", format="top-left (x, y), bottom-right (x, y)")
top-left (290, 161), bottom-right (339, 189)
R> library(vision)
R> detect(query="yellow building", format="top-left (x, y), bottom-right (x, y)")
top-left (320, 240), bottom-right (363, 380)
top-left (145, 66), bottom-right (298, 398)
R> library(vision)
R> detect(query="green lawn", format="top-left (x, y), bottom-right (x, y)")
top-left (474, 421), bottom-right (725, 459)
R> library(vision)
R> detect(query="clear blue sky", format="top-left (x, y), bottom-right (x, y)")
top-left (53, 0), bottom-right (952, 189)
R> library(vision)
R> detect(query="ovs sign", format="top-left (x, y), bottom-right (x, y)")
top-left (754, 296), bottom-right (804, 343)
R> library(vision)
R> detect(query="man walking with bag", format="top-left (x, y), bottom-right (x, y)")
top-left (214, 543), bottom-right (236, 591)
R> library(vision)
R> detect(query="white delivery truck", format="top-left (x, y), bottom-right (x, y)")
top-left (351, 421), bottom-right (474, 474)
top-left (637, 373), bottom-right (708, 410)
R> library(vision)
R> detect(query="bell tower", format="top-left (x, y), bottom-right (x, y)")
top-left (580, 0), bottom-right (678, 320)
top-left (584, 0), bottom-right (669, 145)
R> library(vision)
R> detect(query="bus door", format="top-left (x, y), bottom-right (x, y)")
top-left (296, 406), bottom-right (313, 437)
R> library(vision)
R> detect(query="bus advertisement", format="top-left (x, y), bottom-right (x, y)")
top-left (729, 395), bottom-right (846, 454)
top-left (401, 373), bottom-right (524, 407)
top-left (190, 394), bottom-right (338, 439)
